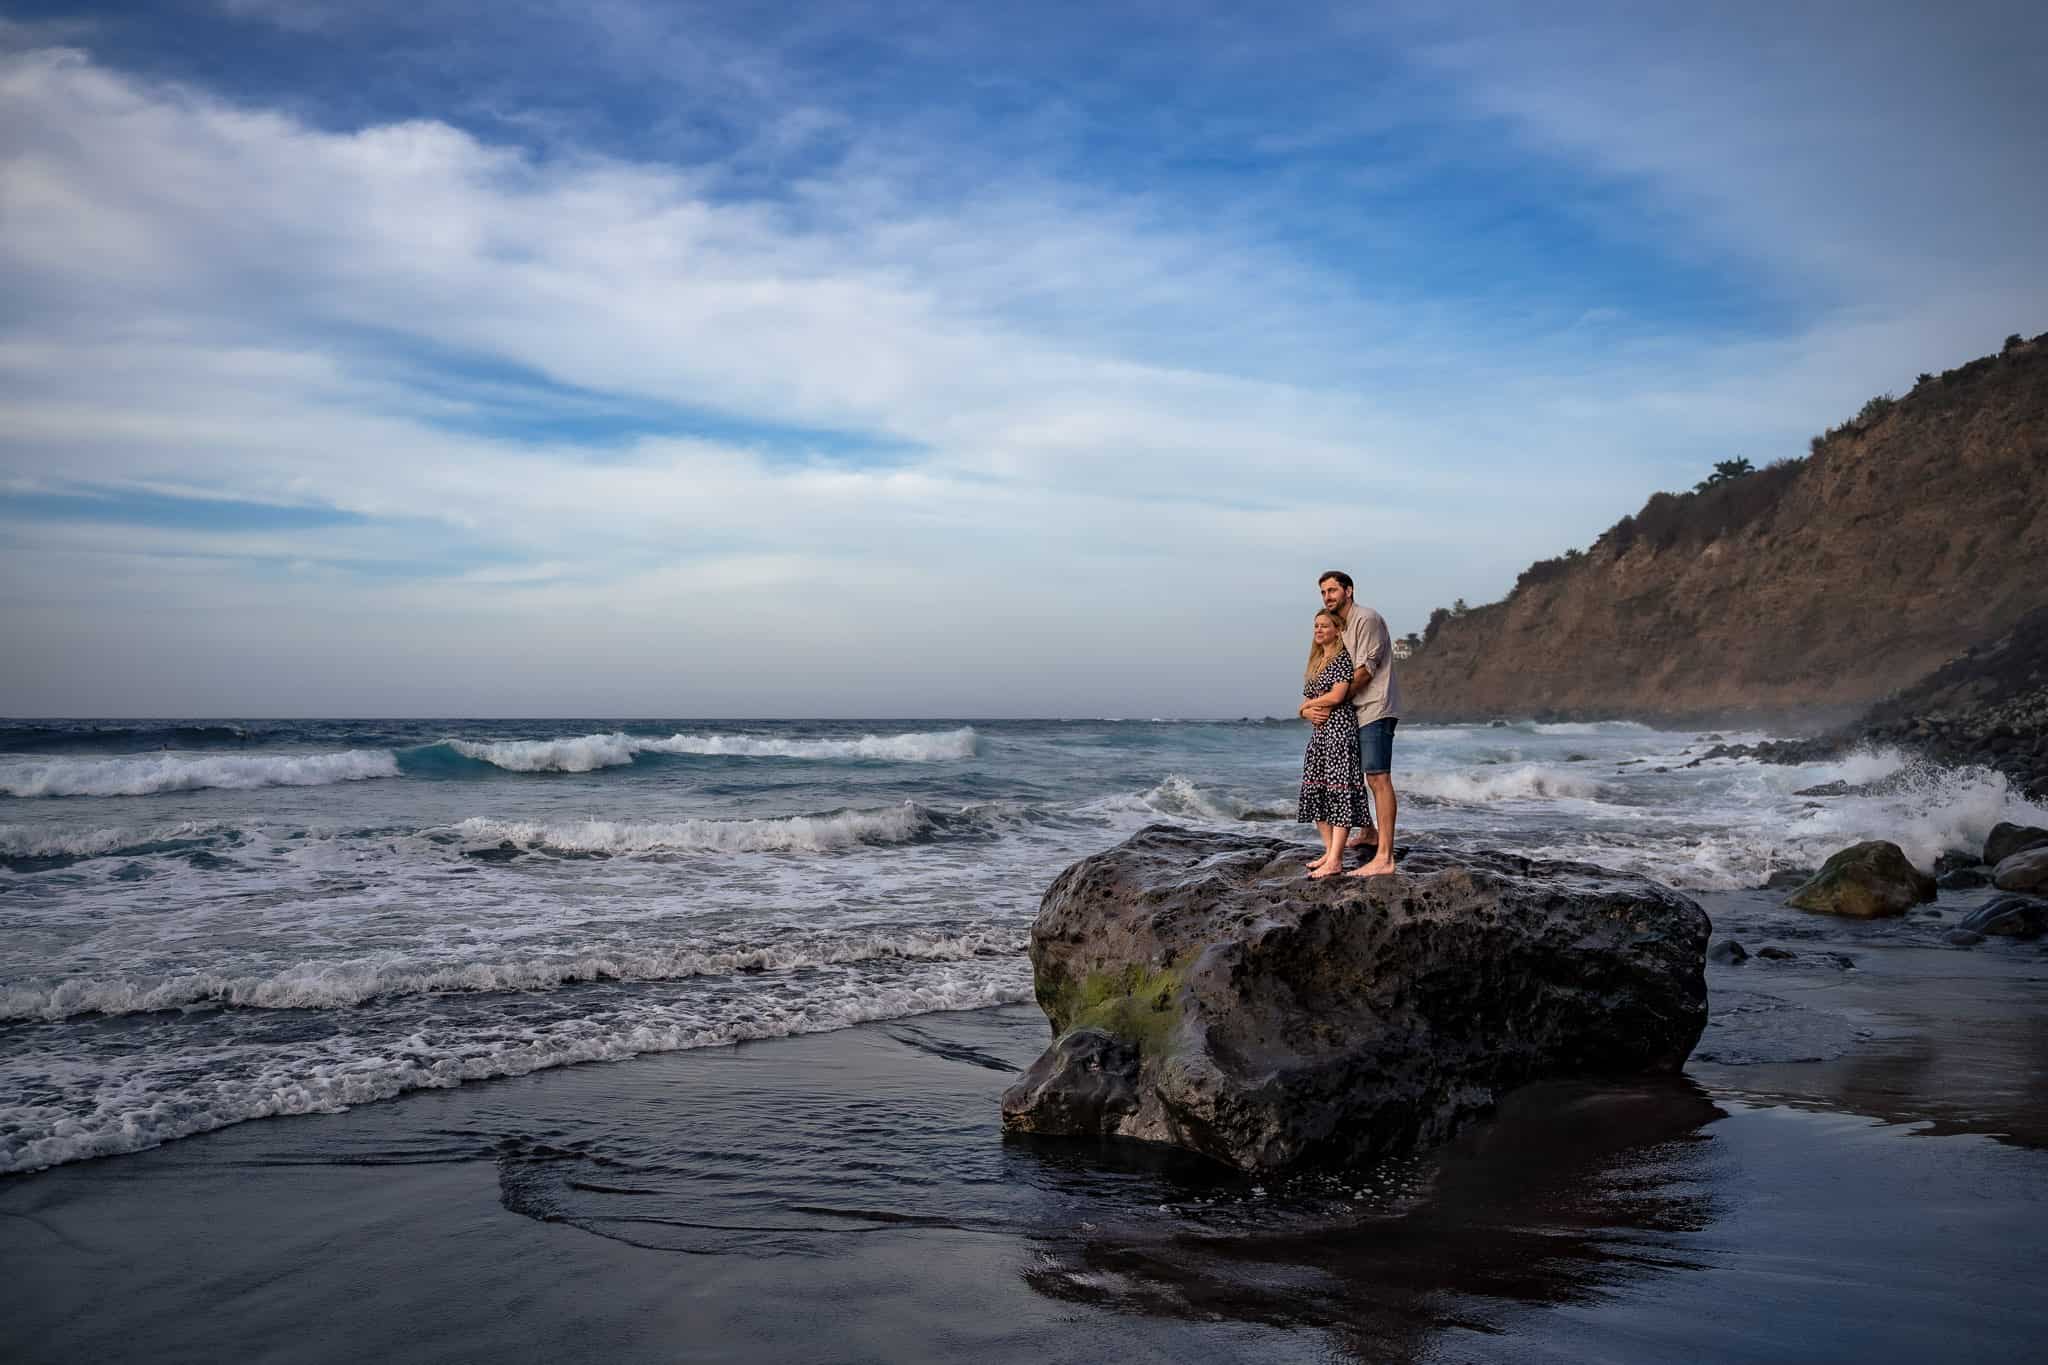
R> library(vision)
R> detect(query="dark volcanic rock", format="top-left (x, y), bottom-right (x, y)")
top-left (1946, 929), bottom-right (1986, 947)
top-left (1937, 867), bottom-right (1991, 890)
top-left (1793, 780), bottom-right (1855, 797)
top-left (1992, 847), bottom-right (2048, 893)
top-left (1784, 841), bottom-right (1936, 918)
top-left (1708, 938), bottom-right (1749, 964)
top-left (1984, 822), bottom-right (2048, 867)
top-left (1957, 896), bottom-right (2048, 939)
top-left (999, 825), bottom-right (1710, 1173)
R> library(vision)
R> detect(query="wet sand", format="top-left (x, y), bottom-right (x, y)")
top-left (4, 887), bottom-right (2046, 1363)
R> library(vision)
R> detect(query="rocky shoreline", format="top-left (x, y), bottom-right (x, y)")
top-left (1680, 606), bottom-right (2048, 799)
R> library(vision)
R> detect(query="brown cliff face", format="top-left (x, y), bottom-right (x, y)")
top-left (1401, 336), bottom-right (2048, 725)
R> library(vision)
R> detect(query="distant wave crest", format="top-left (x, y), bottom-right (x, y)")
top-left (417, 727), bottom-right (978, 773)
top-left (0, 751), bottom-right (400, 798)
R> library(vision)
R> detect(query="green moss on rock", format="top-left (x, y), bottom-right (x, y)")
top-left (1038, 956), bottom-right (1190, 1057)
top-left (1786, 840), bottom-right (1936, 917)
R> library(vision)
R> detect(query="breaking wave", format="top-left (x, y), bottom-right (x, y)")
top-left (410, 727), bottom-right (979, 774)
top-left (0, 751), bottom-right (400, 798)
top-left (0, 929), bottom-right (1028, 1022)
top-left (0, 962), bottom-right (1034, 1174)
top-left (452, 803), bottom-right (939, 854)
top-left (1406, 765), bottom-right (1607, 804)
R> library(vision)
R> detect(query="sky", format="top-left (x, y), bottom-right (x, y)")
top-left (2, 0), bottom-right (2044, 717)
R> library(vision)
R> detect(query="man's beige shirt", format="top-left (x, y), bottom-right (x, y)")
top-left (1340, 603), bottom-right (1402, 726)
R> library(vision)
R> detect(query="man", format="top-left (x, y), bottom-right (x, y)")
top-left (1304, 570), bottom-right (1401, 877)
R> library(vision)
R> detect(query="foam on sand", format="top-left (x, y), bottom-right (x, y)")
top-left (0, 960), bottom-right (1035, 1173)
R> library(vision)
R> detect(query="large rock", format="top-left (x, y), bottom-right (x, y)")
top-left (999, 826), bottom-right (1710, 1173)
top-left (1984, 822), bottom-right (2048, 867)
top-left (1957, 896), bottom-right (2048, 939)
top-left (1785, 841), bottom-right (1936, 917)
top-left (1993, 846), bottom-right (2048, 892)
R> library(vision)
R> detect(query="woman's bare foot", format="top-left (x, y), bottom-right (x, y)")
top-left (1308, 862), bottom-right (1341, 878)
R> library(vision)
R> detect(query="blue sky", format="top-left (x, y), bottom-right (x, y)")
top-left (2, 1), bottom-right (2044, 715)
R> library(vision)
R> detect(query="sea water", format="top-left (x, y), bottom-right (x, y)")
top-left (3, 716), bottom-right (2043, 1173)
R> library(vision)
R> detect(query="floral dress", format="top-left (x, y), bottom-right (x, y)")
top-left (1298, 648), bottom-right (1369, 827)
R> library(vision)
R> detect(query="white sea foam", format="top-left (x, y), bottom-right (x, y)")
top-left (0, 962), bottom-right (1034, 1174)
top-left (447, 733), bottom-right (639, 772)
top-left (1783, 759), bottom-right (2046, 872)
top-left (1406, 764), bottom-right (1606, 804)
top-left (0, 930), bottom-right (1028, 1022)
top-left (0, 751), bottom-right (400, 798)
top-left (0, 820), bottom-right (231, 858)
top-left (439, 726), bottom-right (977, 772)
top-left (638, 727), bottom-right (978, 762)
top-left (1080, 773), bottom-right (1260, 825)
top-left (1532, 721), bottom-right (1654, 736)
top-left (451, 803), bottom-right (934, 854)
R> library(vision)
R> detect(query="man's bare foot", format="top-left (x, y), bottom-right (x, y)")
top-left (1345, 827), bottom-right (1378, 849)
top-left (1348, 856), bottom-right (1397, 878)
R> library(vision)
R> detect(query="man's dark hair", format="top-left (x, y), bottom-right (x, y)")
top-left (1318, 570), bottom-right (1354, 592)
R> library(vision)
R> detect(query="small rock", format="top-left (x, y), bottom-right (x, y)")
top-left (1756, 946), bottom-right (1797, 960)
top-left (1785, 841), bottom-right (1938, 918)
top-left (1983, 822), bottom-right (2048, 867)
top-left (1708, 939), bottom-right (1749, 964)
top-left (1762, 868), bottom-right (1814, 891)
top-left (1946, 930), bottom-right (1986, 947)
top-left (1933, 850), bottom-right (1982, 875)
top-left (1992, 846), bottom-right (2048, 893)
top-left (1959, 896), bottom-right (2048, 939)
top-left (1794, 780), bottom-right (1854, 797)
top-left (1937, 867), bottom-right (1991, 890)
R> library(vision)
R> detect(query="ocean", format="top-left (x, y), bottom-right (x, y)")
top-left (4, 716), bottom-right (2043, 1176)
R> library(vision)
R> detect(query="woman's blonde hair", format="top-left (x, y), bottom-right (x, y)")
top-left (1304, 610), bottom-right (1344, 687)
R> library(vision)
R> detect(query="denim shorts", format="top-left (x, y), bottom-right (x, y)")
top-left (1356, 716), bottom-right (1397, 775)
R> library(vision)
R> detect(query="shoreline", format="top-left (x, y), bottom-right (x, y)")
top-left (7, 887), bottom-right (2048, 1363)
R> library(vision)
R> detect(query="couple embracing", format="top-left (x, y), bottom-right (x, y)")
top-left (1296, 570), bottom-right (1401, 878)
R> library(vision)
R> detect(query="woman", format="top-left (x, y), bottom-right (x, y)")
top-left (1297, 609), bottom-right (1369, 877)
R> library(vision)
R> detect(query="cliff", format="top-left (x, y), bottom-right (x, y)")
top-left (1402, 334), bottom-right (2048, 725)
